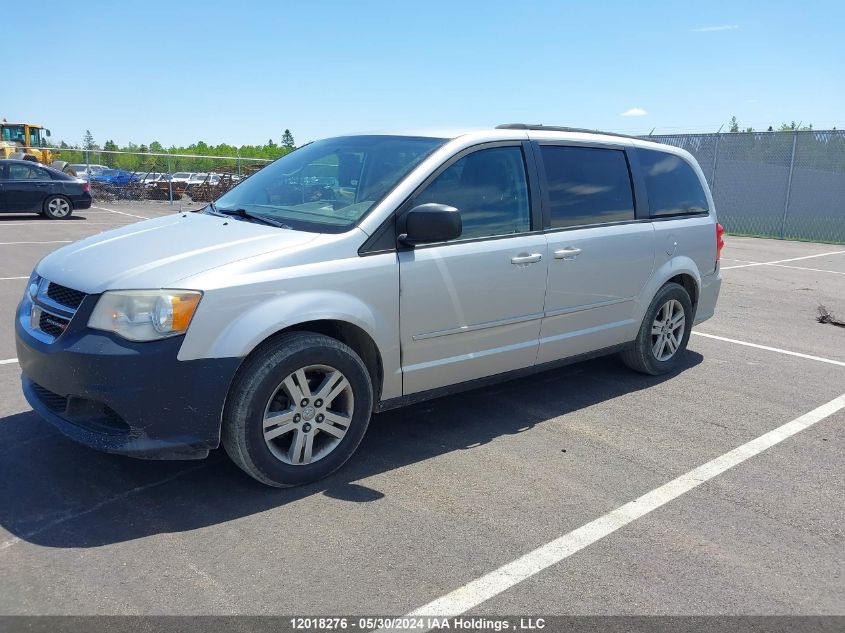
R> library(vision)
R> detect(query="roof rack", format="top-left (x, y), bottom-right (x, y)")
top-left (495, 123), bottom-right (643, 140)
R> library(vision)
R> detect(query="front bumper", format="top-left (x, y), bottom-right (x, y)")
top-left (15, 294), bottom-right (241, 459)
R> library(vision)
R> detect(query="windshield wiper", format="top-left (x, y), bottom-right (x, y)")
top-left (208, 203), bottom-right (293, 229)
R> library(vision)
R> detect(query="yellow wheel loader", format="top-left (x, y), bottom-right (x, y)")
top-left (0, 121), bottom-right (71, 173)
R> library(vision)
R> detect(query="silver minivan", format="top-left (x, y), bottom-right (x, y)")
top-left (16, 125), bottom-right (722, 487)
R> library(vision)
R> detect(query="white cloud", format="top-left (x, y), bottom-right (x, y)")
top-left (692, 24), bottom-right (739, 32)
top-left (621, 107), bottom-right (648, 117)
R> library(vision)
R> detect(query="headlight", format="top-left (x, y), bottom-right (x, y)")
top-left (88, 290), bottom-right (202, 341)
top-left (25, 271), bottom-right (40, 301)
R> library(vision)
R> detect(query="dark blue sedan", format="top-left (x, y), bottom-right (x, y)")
top-left (0, 159), bottom-right (92, 219)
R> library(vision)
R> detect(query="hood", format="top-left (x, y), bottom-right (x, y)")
top-left (36, 212), bottom-right (319, 293)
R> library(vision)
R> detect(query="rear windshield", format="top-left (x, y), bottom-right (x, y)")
top-left (214, 135), bottom-right (446, 232)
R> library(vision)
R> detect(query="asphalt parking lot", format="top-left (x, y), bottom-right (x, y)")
top-left (0, 203), bottom-right (843, 618)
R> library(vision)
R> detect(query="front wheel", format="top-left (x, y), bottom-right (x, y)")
top-left (621, 282), bottom-right (693, 375)
top-left (43, 195), bottom-right (73, 219)
top-left (222, 332), bottom-right (374, 487)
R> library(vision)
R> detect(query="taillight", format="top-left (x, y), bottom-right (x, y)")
top-left (716, 222), bottom-right (725, 261)
top-left (83, 182), bottom-right (89, 193)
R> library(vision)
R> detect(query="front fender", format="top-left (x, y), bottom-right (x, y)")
top-left (179, 289), bottom-right (382, 362)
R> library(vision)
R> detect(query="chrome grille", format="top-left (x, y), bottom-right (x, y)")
top-left (39, 311), bottom-right (70, 338)
top-left (46, 283), bottom-right (86, 309)
top-left (26, 277), bottom-right (85, 343)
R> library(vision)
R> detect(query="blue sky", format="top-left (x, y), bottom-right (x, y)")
top-left (5, 1), bottom-right (844, 147)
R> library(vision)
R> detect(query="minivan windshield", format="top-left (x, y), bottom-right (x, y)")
top-left (213, 135), bottom-right (446, 232)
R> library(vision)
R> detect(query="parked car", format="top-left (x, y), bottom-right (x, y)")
top-left (187, 173), bottom-right (222, 187)
top-left (135, 172), bottom-right (165, 185)
top-left (15, 125), bottom-right (722, 486)
top-left (0, 159), bottom-right (91, 219)
top-left (68, 164), bottom-right (108, 180)
top-left (89, 169), bottom-right (140, 187)
top-left (169, 172), bottom-right (195, 185)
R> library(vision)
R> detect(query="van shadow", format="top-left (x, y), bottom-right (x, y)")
top-left (0, 352), bottom-right (702, 549)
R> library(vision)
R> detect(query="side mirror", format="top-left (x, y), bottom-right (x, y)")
top-left (399, 203), bottom-right (462, 246)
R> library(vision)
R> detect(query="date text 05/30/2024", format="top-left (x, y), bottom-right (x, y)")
top-left (290, 616), bottom-right (547, 631)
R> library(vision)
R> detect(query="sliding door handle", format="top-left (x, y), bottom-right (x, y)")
top-left (554, 247), bottom-right (582, 260)
top-left (511, 253), bottom-right (543, 265)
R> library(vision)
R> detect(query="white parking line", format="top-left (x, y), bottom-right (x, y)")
top-left (691, 331), bottom-right (845, 367)
top-left (92, 205), bottom-right (150, 220)
top-left (0, 358), bottom-right (18, 365)
top-left (0, 241), bottom-right (71, 245)
top-left (0, 276), bottom-right (27, 281)
top-left (766, 263), bottom-right (845, 276)
top-left (0, 222), bottom-right (135, 227)
top-left (721, 250), bottom-right (845, 270)
top-left (394, 393), bottom-right (845, 624)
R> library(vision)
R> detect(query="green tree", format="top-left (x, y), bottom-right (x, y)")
top-left (728, 116), bottom-right (739, 133)
top-left (282, 129), bottom-right (295, 150)
top-left (82, 129), bottom-right (97, 150)
top-left (103, 139), bottom-right (119, 167)
top-left (779, 121), bottom-right (813, 131)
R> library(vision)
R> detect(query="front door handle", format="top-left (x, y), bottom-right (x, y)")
top-left (511, 253), bottom-right (543, 265)
top-left (554, 247), bottom-right (582, 260)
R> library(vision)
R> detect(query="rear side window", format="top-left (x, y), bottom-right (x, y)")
top-left (539, 146), bottom-right (635, 228)
top-left (638, 148), bottom-right (709, 217)
top-left (414, 146), bottom-right (531, 240)
top-left (8, 164), bottom-right (49, 180)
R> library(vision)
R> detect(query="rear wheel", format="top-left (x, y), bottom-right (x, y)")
top-left (222, 332), bottom-right (373, 487)
top-left (621, 282), bottom-right (693, 375)
top-left (43, 195), bottom-right (73, 219)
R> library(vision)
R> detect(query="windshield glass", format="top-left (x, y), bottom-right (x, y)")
top-left (29, 127), bottom-right (46, 147)
top-left (1, 125), bottom-right (25, 143)
top-left (214, 135), bottom-right (446, 232)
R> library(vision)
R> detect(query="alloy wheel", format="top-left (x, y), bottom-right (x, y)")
top-left (262, 364), bottom-right (354, 465)
top-left (651, 299), bottom-right (685, 361)
top-left (48, 197), bottom-right (71, 217)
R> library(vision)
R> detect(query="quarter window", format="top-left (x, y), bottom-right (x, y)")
top-left (638, 148), bottom-right (709, 217)
top-left (414, 146), bottom-right (531, 240)
top-left (540, 146), bottom-right (635, 228)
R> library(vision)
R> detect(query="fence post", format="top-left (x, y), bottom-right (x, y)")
top-left (167, 151), bottom-right (173, 206)
top-left (710, 133), bottom-right (720, 194)
top-left (779, 130), bottom-right (798, 239)
top-left (236, 148), bottom-right (241, 178)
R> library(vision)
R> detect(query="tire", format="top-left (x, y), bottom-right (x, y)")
top-left (621, 282), bottom-right (693, 375)
top-left (43, 195), bottom-right (73, 220)
top-left (222, 332), bottom-right (374, 487)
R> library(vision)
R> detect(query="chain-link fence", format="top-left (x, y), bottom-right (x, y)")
top-left (649, 130), bottom-right (845, 244)
top-left (45, 148), bottom-right (273, 204)
top-left (17, 134), bottom-right (845, 243)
